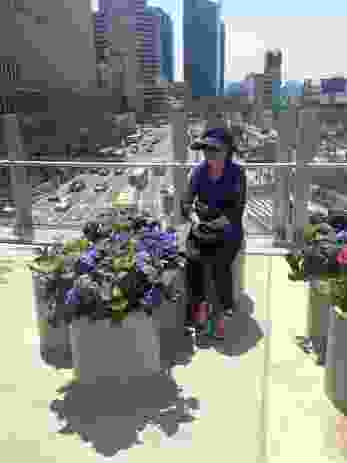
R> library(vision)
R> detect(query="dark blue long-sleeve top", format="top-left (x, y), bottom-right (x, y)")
top-left (181, 158), bottom-right (247, 243)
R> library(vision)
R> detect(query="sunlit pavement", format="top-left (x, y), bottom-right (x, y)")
top-left (0, 247), bottom-right (345, 462)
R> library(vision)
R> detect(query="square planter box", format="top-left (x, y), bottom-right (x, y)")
top-left (69, 310), bottom-right (162, 385)
top-left (306, 279), bottom-right (331, 357)
top-left (32, 274), bottom-right (72, 367)
top-left (325, 306), bottom-right (347, 415)
top-left (151, 268), bottom-right (187, 368)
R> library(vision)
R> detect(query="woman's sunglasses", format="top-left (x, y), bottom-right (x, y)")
top-left (202, 145), bottom-right (222, 153)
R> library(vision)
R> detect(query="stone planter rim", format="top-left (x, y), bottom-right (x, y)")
top-left (332, 305), bottom-right (347, 320)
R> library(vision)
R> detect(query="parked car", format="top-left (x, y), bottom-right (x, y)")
top-left (90, 167), bottom-right (99, 174)
top-left (114, 168), bottom-right (124, 176)
top-left (98, 168), bottom-right (109, 176)
top-left (94, 182), bottom-right (108, 193)
top-left (54, 197), bottom-right (72, 212)
top-left (69, 180), bottom-right (86, 193)
top-left (146, 146), bottom-right (153, 152)
top-left (129, 144), bottom-right (138, 153)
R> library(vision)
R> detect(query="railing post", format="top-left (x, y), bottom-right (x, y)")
top-left (273, 104), bottom-right (297, 242)
top-left (170, 107), bottom-right (189, 226)
top-left (293, 108), bottom-right (320, 246)
top-left (2, 113), bottom-right (33, 239)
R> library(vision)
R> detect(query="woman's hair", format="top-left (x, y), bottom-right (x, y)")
top-left (224, 131), bottom-right (239, 160)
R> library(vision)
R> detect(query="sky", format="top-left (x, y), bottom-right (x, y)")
top-left (91, 0), bottom-right (347, 84)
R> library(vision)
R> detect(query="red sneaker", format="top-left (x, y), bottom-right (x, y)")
top-left (214, 317), bottom-right (225, 340)
top-left (193, 302), bottom-right (209, 326)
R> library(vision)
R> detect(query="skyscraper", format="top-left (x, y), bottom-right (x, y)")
top-left (184, 0), bottom-right (222, 98)
top-left (146, 6), bottom-right (174, 83)
top-left (219, 20), bottom-right (225, 96)
top-left (263, 49), bottom-right (282, 115)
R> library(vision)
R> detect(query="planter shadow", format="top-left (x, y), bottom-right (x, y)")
top-left (40, 346), bottom-right (73, 370)
top-left (159, 328), bottom-right (196, 370)
top-left (50, 372), bottom-right (200, 457)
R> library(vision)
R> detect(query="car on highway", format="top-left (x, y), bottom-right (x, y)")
top-left (54, 197), bottom-right (72, 212)
top-left (98, 168), bottom-right (109, 176)
top-left (129, 144), bottom-right (138, 154)
top-left (94, 182), bottom-right (109, 193)
top-left (114, 167), bottom-right (124, 176)
top-left (160, 185), bottom-right (175, 196)
top-left (128, 167), bottom-right (149, 191)
top-left (69, 180), bottom-right (86, 193)
top-left (114, 148), bottom-right (127, 159)
top-left (47, 195), bottom-right (60, 202)
top-left (0, 203), bottom-right (16, 216)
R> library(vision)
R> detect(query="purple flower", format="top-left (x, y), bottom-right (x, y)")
top-left (143, 286), bottom-right (162, 307)
top-left (337, 230), bottom-right (347, 243)
top-left (65, 287), bottom-right (81, 305)
top-left (79, 247), bottom-right (97, 273)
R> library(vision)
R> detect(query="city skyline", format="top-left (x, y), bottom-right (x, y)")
top-left (91, 1), bottom-right (347, 84)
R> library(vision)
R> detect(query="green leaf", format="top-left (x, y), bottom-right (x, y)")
top-left (303, 224), bottom-right (320, 242)
top-left (63, 238), bottom-right (90, 256)
top-left (111, 298), bottom-right (128, 312)
top-left (28, 255), bottom-right (65, 273)
top-left (112, 285), bottom-right (124, 300)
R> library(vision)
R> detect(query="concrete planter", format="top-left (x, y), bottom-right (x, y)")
top-left (324, 306), bottom-right (347, 414)
top-left (69, 311), bottom-right (162, 385)
top-left (151, 268), bottom-right (187, 368)
top-left (306, 279), bottom-right (331, 358)
top-left (32, 274), bottom-right (72, 368)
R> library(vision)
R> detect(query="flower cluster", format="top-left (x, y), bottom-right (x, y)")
top-left (28, 209), bottom-right (185, 326)
top-left (285, 210), bottom-right (347, 313)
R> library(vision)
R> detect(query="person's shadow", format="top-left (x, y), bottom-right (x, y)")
top-left (196, 291), bottom-right (265, 357)
top-left (50, 371), bottom-right (200, 457)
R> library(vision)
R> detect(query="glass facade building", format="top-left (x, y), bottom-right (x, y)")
top-left (146, 6), bottom-right (174, 83)
top-left (184, 0), bottom-right (222, 98)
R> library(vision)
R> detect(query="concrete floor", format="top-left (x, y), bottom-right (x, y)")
top-left (0, 251), bottom-right (347, 462)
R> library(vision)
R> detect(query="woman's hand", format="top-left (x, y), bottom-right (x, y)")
top-left (206, 215), bottom-right (230, 230)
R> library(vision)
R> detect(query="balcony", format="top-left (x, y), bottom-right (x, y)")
top-left (0, 153), bottom-right (346, 460)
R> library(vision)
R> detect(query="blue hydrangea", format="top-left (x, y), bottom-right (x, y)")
top-left (64, 287), bottom-right (81, 305)
top-left (337, 230), bottom-right (347, 243)
top-left (79, 246), bottom-right (97, 273)
top-left (142, 286), bottom-right (162, 307)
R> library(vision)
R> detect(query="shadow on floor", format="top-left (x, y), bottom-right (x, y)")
top-left (196, 292), bottom-right (264, 356)
top-left (40, 347), bottom-right (73, 370)
top-left (50, 372), bottom-right (200, 457)
top-left (0, 258), bottom-right (15, 285)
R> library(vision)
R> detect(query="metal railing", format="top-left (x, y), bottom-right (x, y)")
top-left (0, 159), bottom-right (347, 247)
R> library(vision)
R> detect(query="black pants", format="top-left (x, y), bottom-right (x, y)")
top-left (185, 235), bottom-right (243, 321)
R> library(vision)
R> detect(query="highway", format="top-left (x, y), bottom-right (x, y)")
top-left (0, 123), bottom-right (269, 240)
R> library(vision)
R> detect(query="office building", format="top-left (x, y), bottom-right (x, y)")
top-left (98, 0), bottom-right (144, 115)
top-left (142, 7), bottom-right (169, 115)
top-left (263, 49), bottom-right (282, 115)
top-left (0, 0), bottom-right (99, 156)
top-left (219, 20), bottom-right (225, 96)
top-left (184, 0), bottom-right (222, 98)
top-left (146, 6), bottom-right (174, 83)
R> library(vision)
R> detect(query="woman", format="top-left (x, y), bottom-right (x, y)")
top-left (181, 127), bottom-right (247, 340)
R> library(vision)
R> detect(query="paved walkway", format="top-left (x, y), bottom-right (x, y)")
top-left (0, 249), bottom-right (346, 461)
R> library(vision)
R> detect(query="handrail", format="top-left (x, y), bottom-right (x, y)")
top-left (0, 160), bottom-right (347, 169)
top-left (0, 241), bottom-right (292, 256)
